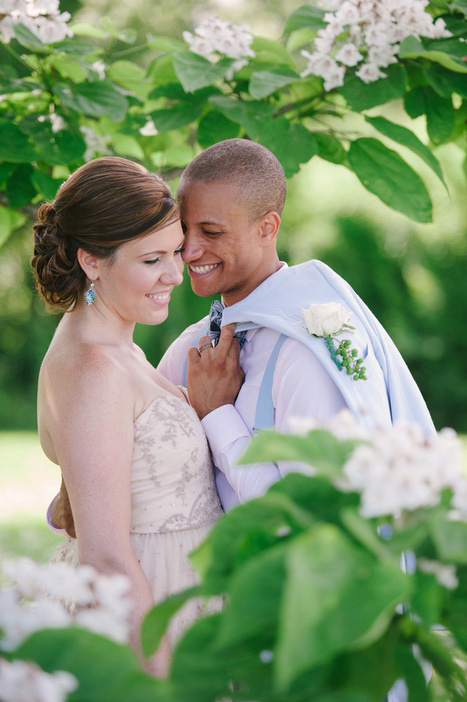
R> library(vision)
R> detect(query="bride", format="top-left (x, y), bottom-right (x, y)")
top-left (32, 157), bottom-right (243, 676)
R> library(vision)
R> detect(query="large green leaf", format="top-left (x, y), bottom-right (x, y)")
top-left (141, 586), bottom-right (200, 657)
top-left (52, 38), bottom-right (99, 57)
top-left (14, 22), bottom-right (47, 50)
top-left (250, 37), bottom-right (295, 67)
top-left (173, 51), bottom-right (234, 93)
top-left (0, 163), bottom-right (17, 188)
top-left (314, 132), bottom-right (347, 164)
top-left (424, 65), bottom-right (467, 99)
top-left (249, 68), bottom-right (299, 99)
top-left (399, 35), bottom-right (467, 74)
top-left (197, 111), bottom-right (240, 149)
top-left (150, 102), bottom-right (204, 132)
top-left (365, 116), bottom-right (447, 188)
top-left (275, 525), bottom-right (410, 691)
top-left (424, 89), bottom-right (455, 144)
top-left (429, 514), bottom-right (467, 564)
top-left (208, 95), bottom-right (276, 136)
top-left (19, 115), bottom-right (86, 165)
top-left (107, 60), bottom-right (146, 84)
top-left (55, 81), bottom-right (129, 122)
top-left (6, 165), bottom-right (36, 208)
top-left (215, 545), bottom-right (287, 649)
top-left (256, 119), bottom-right (318, 177)
top-left (240, 428), bottom-right (359, 478)
top-left (0, 120), bottom-right (37, 163)
top-left (147, 35), bottom-right (185, 53)
top-left (0, 205), bottom-right (26, 247)
top-left (348, 138), bottom-right (433, 223)
top-left (31, 170), bottom-right (64, 200)
top-left (50, 56), bottom-right (87, 82)
top-left (341, 65), bottom-right (407, 111)
top-left (284, 4), bottom-right (326, 33)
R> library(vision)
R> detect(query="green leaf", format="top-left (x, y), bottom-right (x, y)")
top-left (111, 133), bottom-right (144, 160)
top-left (452, 0), bottom-right (467, 15)
top-left (256, 119), bottom-right (318, 177)
top-left (209, 95), bottom-right (275, 136)
top-left (365, 115), bottom-right (447, 188)
top-left (429, 515), bottom-right (467, 564)
top-left (6, 165), bottom-right (36, 208)
top-left (55, 81), bottom-right (128, 122)
top-left (284, 4), bottom-right (326, 33)
top-left (50, 56), bottom-right (87, 82)
top-left (314, 132), bottom-right (347, 164)
top-left (395, 643), bottom-right (430, 702)
top-left (31, 170), bottom-right (64, 199)
top-left (275, 525), bottom-right (410, 691)
top-left (13, 22), bottom-right (46, 50)
top-left (13, 627), bottom-right (163, 701)
top-left (173, 51), bottom-right (234, 93)
top-left (100, 17), bottom-right (136, 43)
top-left (240, 428), bottom-right (359, 479)
top-left (424, 65), bottom-right (467, 99)
top-left (0, 205), bottom-right (26, 248)
top-left (0, 120), bottom-right (37, 163)
top-left (348, 138), bottom-right (433, 223)
top-left (0, 163), bottom-right (17, 188)
top-left (52, 38), bottom-right (99, 56)
top-left (147, 54), bottom-right (178, 85)
top-left (68, 21), bottom-right (106, 39)
top-left (251, 37), bottom-right (295, 67)
top-left (141, 585), bottom-right (200, 657)
top-left (197, 111), bottom-right (240, 149)
top-left (399, 35), bottom-right (467, 74)
top-left (404, 86), bottom-right (427, 118)
top-left (18, 115), bottom-right (86, 165)
top-left (107, 60), bottom-right (146, 84)
top-left (150, 102), bottom-right (204, 132)
top-left (424, 89), bottom-right (455, 144)
top-left (147, 35), bottom-right (185, 53)
top-left (249, 68), bottom-right (299, 99)
top-left (215, 546), bottom-right (287, 649)
top-left (341, 64), bottom-right (407, 111)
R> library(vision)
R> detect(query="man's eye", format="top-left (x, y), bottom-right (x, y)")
top-left (202, 230), bottom-right (221, 237)
top-left (175, 247), bottom-right (185, 255)
top-left (144, 258), bottom-right (160, 265)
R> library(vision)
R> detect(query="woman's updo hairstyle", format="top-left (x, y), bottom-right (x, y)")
top-left (32, 157), bottom-right (178, 312)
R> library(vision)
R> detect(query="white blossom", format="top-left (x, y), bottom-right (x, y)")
top-left (183, 16), bottom-right (255, 76)
top-left (91, 60), bottom-right (106, 80)
top-left (0, 558), bottom-right (133, 650)
top-left (79, 126), bottom-right (111, 161)
top-left (418, 559), bottom-right (459, 590)
top-left (139, 118), bottom-right (158, 136)
top-left (0, 0), bottom-right (72, 44)
top-left (49, 112), bottom-right (65, 133)
top-left (0, 659), bottom-right (77, 702)
top-left (301, 0), bottom-right (452, 89)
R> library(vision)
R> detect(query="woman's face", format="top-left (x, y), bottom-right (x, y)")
top-left (94, 219), bottom-right (185, 326)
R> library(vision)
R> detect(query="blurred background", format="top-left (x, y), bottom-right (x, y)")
top-left (1, 0), bottom-right (466, 563)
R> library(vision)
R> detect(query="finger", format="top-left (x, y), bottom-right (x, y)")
top-left (198, 335), bottom-right (213, 350)
top-left (215, 323), bottom-right (237, 362)
top-left (227, 335), bottom-right (241, 361)
top-left (188, 346), bottom-right (201, 367)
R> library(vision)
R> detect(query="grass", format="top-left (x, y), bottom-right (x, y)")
top-left (1, 431), bottom-right (466, 564)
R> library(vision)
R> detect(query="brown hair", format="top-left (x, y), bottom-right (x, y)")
top-left (178, 138), bottom-right (286, 220)
top-left (32, 157), bottom-right (178, 312)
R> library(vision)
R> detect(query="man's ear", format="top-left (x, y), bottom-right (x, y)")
top-left (258, 211), bottom-right (281, 245)
top-left (77, 248), bottom-right (100, 281)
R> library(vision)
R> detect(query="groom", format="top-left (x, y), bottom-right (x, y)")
top-left (158, 138), bottom-right (434, 511)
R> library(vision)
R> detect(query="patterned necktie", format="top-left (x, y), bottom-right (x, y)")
top-left (209, 299), bottom-right (247, 349)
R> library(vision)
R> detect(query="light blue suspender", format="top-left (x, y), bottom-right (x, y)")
top-left (184, 327), bottom-right (288, 433)
top-left (253, 333), bottom-right (288, 432)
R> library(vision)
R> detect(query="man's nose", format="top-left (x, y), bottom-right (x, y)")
top-left (182, 230), bottom-right (204, 262)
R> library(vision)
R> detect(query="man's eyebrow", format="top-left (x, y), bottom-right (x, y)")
top-left (138, 239), bottom-right (185, 257)
top-left (198, 220), bottom-right (225, 227)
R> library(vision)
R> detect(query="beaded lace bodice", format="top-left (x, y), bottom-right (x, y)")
top-left (130, 394), bottom-right (223, 533)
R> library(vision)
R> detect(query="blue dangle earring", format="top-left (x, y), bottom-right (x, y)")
top-left (84, 280), bottom-right (95, 305)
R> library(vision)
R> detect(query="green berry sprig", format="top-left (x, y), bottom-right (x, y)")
top-left (336, 339), bottom-right (367, 381)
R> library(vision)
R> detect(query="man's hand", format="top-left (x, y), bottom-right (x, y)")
top-left (187, 323), bottom-right (245, 420)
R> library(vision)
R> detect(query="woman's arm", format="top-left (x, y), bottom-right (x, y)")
top-left (42, 348), bottom-right (169, 676)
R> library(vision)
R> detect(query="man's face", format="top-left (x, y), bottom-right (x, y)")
top-left (180, 180), bottom-right (266, 304)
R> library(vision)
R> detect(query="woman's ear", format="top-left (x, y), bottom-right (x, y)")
top-left (258, 211), bottom-right (281, 245)
top-left (77, 248), bottom-right (99, 281)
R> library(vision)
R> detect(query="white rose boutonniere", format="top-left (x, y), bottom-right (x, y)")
top-left (302, 302), bottom-right (367, 381)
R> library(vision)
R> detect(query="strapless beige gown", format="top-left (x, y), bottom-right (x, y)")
top-left (53, 394), bottom-right (224, 645)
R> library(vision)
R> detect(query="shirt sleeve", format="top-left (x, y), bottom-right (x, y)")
top-left (201, 405), bottom-right (282, 503)
top-left (273, 337), bottom-right (348, 478)
top-left (201, 337), bottom-right (349, 502)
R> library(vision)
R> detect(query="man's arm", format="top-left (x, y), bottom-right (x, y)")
top-left (201, 337), bottom-right (348, 502)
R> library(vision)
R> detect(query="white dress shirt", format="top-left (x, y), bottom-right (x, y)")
top-left (158, 315), bottom-right (347, 510)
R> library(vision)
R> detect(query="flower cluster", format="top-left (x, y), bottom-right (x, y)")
top-left (79, 125), bottom-right (111, 161)
top-left (183, 16), bottom-right (255, 79)
top-left (301, 0), bottom-right (452, 90)
top-left (0, 658), bottom-right (77, 702)
top-left (292, 410), bottom-right (467, 521)
top-left (0, 0), bottom-right (72, 45)
top-left (0, 558), bottom-right (133, 651)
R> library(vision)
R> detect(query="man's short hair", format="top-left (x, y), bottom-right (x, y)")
top-left (179, 138), bottom-right (286, 220)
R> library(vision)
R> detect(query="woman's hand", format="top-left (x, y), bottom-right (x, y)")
top-left (187, 323), bottom-right (245, 420)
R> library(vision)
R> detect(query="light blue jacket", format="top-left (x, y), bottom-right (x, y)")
top-left (220, 259), bottom-right (434, 435)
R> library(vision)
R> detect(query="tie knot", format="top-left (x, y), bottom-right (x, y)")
top-left (208, 299), bottom-right (247, 349)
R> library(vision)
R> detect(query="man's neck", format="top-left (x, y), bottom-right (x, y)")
top-left (222, 257), bottom-right (282, 307)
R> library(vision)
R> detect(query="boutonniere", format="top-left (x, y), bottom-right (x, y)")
top-left (302, 302), bottom-right (367, 381)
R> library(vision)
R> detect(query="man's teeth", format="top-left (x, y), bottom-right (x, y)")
top-left (147, 293), bottom-right (169, 301)
top-left (190, 263), bottom-right (219, 274)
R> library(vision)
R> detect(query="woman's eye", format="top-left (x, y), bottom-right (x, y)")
top-left (144, 258), bottom-right (160, 265)
top-left (175, 247), bottom-right (184, 255)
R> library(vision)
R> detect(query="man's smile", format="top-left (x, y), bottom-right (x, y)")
top-left (188, 263), bottom-right (222, 277)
